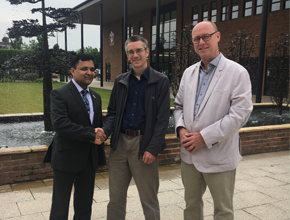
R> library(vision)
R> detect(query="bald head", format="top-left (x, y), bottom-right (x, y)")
top-left (191, 21), bottom-right (221, 67)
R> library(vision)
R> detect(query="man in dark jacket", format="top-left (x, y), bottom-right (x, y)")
top-left (99, 35), bottom-right (170, 220)
top-left (43, 53), bottom-right (106, 220)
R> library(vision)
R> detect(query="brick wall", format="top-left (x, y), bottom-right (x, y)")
top-left (0, 124), bottom-right (289, 185)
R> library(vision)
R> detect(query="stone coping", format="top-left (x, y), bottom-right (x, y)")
top-left (0, 113), bottom-right (43, 118)
top-left (0, 145), bottom-right (48, 155)
top-left (1, 124), bottom-right (289, 156)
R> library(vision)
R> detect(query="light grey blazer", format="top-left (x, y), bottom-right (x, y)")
top-left (174, 54), bottom-right (253, 173)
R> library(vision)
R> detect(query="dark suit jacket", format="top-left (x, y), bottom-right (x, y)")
top-left (43, 81), bottom-right (106, 172)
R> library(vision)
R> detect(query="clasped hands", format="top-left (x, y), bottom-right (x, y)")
top-left (92, 128), bottom-right (107, 145)
top-left (178, 127), bottom-right (205, 154)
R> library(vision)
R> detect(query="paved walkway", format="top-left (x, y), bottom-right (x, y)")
top-left (0, 151), bottom-right (289, 220)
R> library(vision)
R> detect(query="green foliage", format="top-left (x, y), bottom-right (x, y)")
top-left (0, 78), bottom-right (12, 83)
top-left (34, 78), bottom-right (43, 83)
top-left (224, 28), bottom-right (259, 94)
top-left (0, 49), bottom-right (35, 66)
top-left (19, 72), bottom-right (39, 81)
top-left (77, 46), bottom-right (101, 68)
top-left (21, 35), bottom-right (43, 50)
top-left (265, 32), bottom-right (290, 115)
top-left (10, 36), bottom-right (23, 49)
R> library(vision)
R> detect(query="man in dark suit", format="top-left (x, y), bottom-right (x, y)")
top-left (44, 53), bottom-right (107, 220)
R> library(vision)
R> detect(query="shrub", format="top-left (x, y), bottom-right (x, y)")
top-left (19, 72), bottom-right (39, 82)
top-left (34, 78), bottom-right (43, 83)
top-left (0, 78), bottom-right (12, 82)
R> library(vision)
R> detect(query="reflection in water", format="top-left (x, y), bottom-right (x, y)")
top-left (0, 107), bottom-right (289, 148)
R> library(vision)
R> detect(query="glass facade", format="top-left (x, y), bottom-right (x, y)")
top-left (256, 0), bottom-right (263, 14)
top-left (271, 0), bottom-right (280, 11)
top-left (286, 0), bottom-right (290, 9)
top-left (151, 3), bottom-right (176, 78)
top-left (211, 1), bottom-right (217, 22)
top-left (202, 4), bottom-right (209, 21)
top-left (231, 0), bottom-right (239, 19)
top-left (139, 21), bottom-right (143, 36)
top-left (221, 0), bottom-right (229, 21)
top-left (192, 6), bottom-right (199, 26)
top-left (244, 0), bottom-right (252, 17)
top-left (127, 24), bottom-right (133, 38)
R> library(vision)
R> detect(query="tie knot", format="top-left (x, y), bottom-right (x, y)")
top-left (81, 90), bottom-right (88, 95)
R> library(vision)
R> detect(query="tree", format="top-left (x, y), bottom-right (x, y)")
top-left (77, 46), bottom-right (101, 69)
top-left (224, 28), bottom-right (259, 94)
top-left (6, 0), bottom-right (78, 131)
top-left (171, 23), bottom-right (200, 97)
top-left (266, 32), bottom-right (290, 115)
top-left (10, 36), bottom-right (23, 49)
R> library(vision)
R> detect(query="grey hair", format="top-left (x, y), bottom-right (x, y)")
top-left (210, 21), bottom-right (218, 31)
top-left (125, 35), bottom-right (148, 52)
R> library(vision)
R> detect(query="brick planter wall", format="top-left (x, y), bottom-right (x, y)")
top-left (0, 124), bottom-right (289, 185)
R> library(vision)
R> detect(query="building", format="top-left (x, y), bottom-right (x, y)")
top-left (73, 0), bottom-right (289, 96)
top-left (0, 37), bottom-right (12, 49)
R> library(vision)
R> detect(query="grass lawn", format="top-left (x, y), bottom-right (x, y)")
top-left (0, 82), bottom-right (112, 114)
top-left (0, 82), bottom-right (174, 114)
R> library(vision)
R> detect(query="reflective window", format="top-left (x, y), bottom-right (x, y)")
top-left (202, 4), bottom-right (209, 21)
top-left (256, 0), bottom-right (263, 14)
top-left (127, 24), bottom-right (133, 38)
top-left (151, 3), bottom-right (176, 78)
top-left (244, 0), bottom-right (252, 17)
top-left (271, 0), bottom-right (280, 11)
top-left (221, 0), bottom-right (229, 21)
top-left (211, 1), bottom-right (217, 22)
top-left (231, 0), bottom-right (239, 19)
top-left (285, 0), bottom-right (290, 9)
top-left (139, 21), bottom-right (143, 36)
top-left (192, 6), bottom-right (199, 26)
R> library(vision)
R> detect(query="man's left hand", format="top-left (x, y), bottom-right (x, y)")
top-left (181, 132), bottom-right (205, 154)
top-left (142, 151), bottom-right (156, 164)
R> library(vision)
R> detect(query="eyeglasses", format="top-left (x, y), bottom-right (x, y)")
top-left (192, 31), bottom-right (218, 44)
top-left (127, 48), bottom-right (146, 56)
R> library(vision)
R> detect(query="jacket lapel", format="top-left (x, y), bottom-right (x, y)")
top-left (90, 90), bottom-right (99, 127)
top-left (189, 64), bottom-right (200, 122)
top-left (196, 55), bottom-right (225, 117)
top-left (68, 81), bottom-right (91, 123)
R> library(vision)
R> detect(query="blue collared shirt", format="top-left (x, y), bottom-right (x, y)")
top-left (122, 66), bottom-right (149, 130)
top-left (194, 53), bottom-right (221, 118)
top-left (72, 78), bottom-right (94, 124)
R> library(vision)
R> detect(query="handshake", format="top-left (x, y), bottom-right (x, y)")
top-left (92, 128), bottom-right (107, 145)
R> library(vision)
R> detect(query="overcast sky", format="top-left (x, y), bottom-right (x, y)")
top-left (0, 0), bottom-right (100, 51)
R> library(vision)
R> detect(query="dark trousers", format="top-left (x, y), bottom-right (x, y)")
top-left (49, 155), bottom-right (95, 220)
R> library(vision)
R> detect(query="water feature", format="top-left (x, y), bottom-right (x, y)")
top-left (0, 107), bottom-right (289, 148)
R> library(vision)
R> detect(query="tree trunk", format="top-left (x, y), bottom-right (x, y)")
top-left (42, 0), bottom-right (53, 131)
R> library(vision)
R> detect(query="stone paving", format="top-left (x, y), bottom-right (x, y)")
top-left (0, 151), bottom-right (289, 220)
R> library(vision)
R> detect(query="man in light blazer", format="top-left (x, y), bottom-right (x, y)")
top-left (173, 21), bottom-right (253, 220)
top-left (43, 53), bottom-right (106, 220)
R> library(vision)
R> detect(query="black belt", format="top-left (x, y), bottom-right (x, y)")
top-left (121, 129), bottom-right (143, 136)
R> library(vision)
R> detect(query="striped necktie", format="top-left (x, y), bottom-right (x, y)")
top-left (81, 90), bottom-right (90, 115)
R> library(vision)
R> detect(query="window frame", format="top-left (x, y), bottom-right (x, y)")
top-left (192, 6), bottom-right (199, 26)
top-left (210, 1), bottom-right (217, 22)
top-left (231, 0), bottom-right (239, 19)
top-left (244, 0), bottom-right (253, 17)
top-left (270, 0), bottom-right (281, 12)
top-left (221, 0), bottom-right (229, 21)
